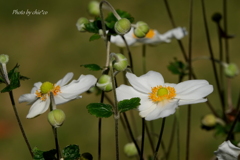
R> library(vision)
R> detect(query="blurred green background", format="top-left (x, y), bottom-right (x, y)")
top-left (0, 0), bottom-right (240, 159)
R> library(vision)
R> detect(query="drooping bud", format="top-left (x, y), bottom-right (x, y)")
top-left (134, 21), bottom-right (149, 38)
top-left (96, 75), bottom-right (112, 92)
top-left (88, 1), bottom-right (100, 17)
top-left (76, 17), bottom-right (89, 32)
top-left (40, 82), bottom-right (54, 94)
top-left (202, 114), bottom-right (217, 127)
top-left (212, 13), bottom-right (222, 23)
top-left (224, 63), bottom-right (239, 78)
top-left (114, 18), bottom-right (131, 35)
top-left (80, 152), bottom-right (93, 160)
top-left (124, 142), bottom-right (138, 157)
top-left (48, 109), bottom-right (66, 128)
top-left (113, 53), bottom-right (128, 71)
top-left (0, 54), bottom-right (9, 64)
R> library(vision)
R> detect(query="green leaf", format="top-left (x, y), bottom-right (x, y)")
top-left (62, 144), bottom-right (80, 160)
top-left (86, 103), bottom-right (113, 118)
top-left (89, 34), bottom-right (101, 41)
top-left (84, 20), bottom-right (101, 34)
top-left (167, 58), bottom-right (188, 76)
top-left (32, 147), bottom-right (57, 160)
top-left (118, 97), bottom-right (140, 113)
top-left (80, 152), bottom-right (93, 160)
top-left (80, 64), bottom-right (102, 71)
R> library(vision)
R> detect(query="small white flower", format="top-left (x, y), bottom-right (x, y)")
top-left (116, 71), bottom-right (213, 121)
top-left (110, 27), bottom-right (187, 47)
top-left (214, 140), bottom-right (240, 160)
top-left (19, 72), bottom-right (97, 118)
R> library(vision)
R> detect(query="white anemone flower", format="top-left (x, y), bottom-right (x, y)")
top-left (214, 141), bottom-right (240, 160)
top-left (110, 27), bottom-right (187, 47)
top-left (116, 71), bottom-right (213, 121)
top-left (19, 72), bottom-right (97, 118)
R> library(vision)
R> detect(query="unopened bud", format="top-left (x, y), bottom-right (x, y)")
top-left (114, 18), bottom-right (131, 35)
top-left (76, 17), bottom-right (89, 32)
top-left (202, 114), bottom-right (216, 127)
top-left (88, 1), bottom-right (100, 17)
top-left (48, 109), bottom-right (66, 128)
top-left (80, 152), bottom-right (93, 160)
top-left (96, 75), bottom-right (112, 92)
top-left (224, 63), bottom-right (239, 78)
top-left (113, 53), bottom-right (128, 71)
top-left (134, 21), bottom-right (149, 38)
top-left (212, 13), bottom-right (222, 23)
top-left (0, 54), bottom-right (9, 64)
top-left (124, 142), bottom-right (138, 157)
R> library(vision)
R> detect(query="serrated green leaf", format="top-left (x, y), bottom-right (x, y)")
top-left (62, 144), bottom-right (80, 160)
top-left (80, 64), bottom-right (102, 71)
top-left (89, 34), bottom-right (101, 41)
top-left (118, 97), bottom-right (140, 113)
top-left (32, 147), bottom-right (57, 160)
top-left (86, 103), bottom-right (113, 118)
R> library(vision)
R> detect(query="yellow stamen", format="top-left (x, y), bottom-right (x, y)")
top-left (145, 29), bottom-right (155, 39)
top-left (149, 85), bottom-right (176, 102)
top-left (36, 84), bottom-right (61, 101)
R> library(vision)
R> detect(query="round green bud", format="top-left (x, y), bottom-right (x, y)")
top-left (124, 142), bottom-right (138, 157)
top-left (134, 21), bottom-right (149, 38)
top-left (114, 18), bottom-right (131, 35)
top-left (96, 75), bottom-right (112, 92)
top-left (224, 63), bottom-right (239, 78)
top-left (202, 114), bottom-right (216, 127)
top-left (212, 13), bottom-right (222, 23)
top-left (40, 82), bottom-right (54, 94)
top-left (76, 17), bottom-right (89, 32)
top-left (80, 152), bottom-right (93, 160)
top-left (88, 1), bottom-right (100, 17)
top-left (0, 54), bottom-right (9, 64)
top-left (48, 109), bottom-right (66, 128)
top-left (113, 53), bottom-right (128, 71)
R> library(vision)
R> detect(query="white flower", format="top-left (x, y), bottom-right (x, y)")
top-left (116, 71), bottom-right (213, 121)
top-left (110, 27), bottom-right (187, 47)
top-left (19, 72), bottom-right (97, 118)
top-left (214, 140), bottom-right (240, 160)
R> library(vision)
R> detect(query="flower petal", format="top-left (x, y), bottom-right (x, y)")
top-left (214, 141), bottom-right (240, 160)
top-left (19, 93), bottom-right (38, 104)
top-left (126, 71), bottom-right (164, 93)
top-left (26, 98), bottom-right (50, 118)
top-left (175, 80), bottom-right (213, 100)
top-left (178, 98), bottom-right (207, 106)
top-left (116, 84), bottom-right (147, 102)
top-left (31, 82), bottom-right (42, 93)
top-left (56, 72), bottom-right (74, 87)
top-left (59, 74), bottom-right (96, 100)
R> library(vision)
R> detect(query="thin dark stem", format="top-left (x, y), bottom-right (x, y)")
top-left (223, 0), bottom-right (229, 63)
top-left (153, 118), bottom-right (166, 160)
top-left (201, 0), bottom-right (225, 116)
top-left (142, 45), bottom-right (147, 74)
top-left (226, 107), bottom-right (240, 141)
top-left (145, 121), bottom-right (155, 155)
top-left (52, 127), bottom-right (60, 159)
top-left (8, 91), bottom-right (33, 158)
top-left (98, 118), bottom-right (102, 160)
top-left (186, 106), bottom-right (191, 160)
top-left (165, 116), bottom-right (177, 160)
top-left (115, 118), bottom-right (119, 160)
top-left (121, 36), bottom-right (134, 72)
top-left (140, 118), bottom-right (145, 160)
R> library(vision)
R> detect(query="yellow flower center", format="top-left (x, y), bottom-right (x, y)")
top-left (36, 82), bottom-right (61, 101)
top-left (148, 85), bottom-right (176, 102)
top-left (145, 29), bottom-right (155, 39)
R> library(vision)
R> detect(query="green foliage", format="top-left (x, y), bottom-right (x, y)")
top-left (80, 152), bottom-right (93, 160)
top-left (89, 34), bottom-right (101, 41)
top-left (80, 64), bottom-right (102, 71)
top-left (62, 144), bottom-right (80, 160)
top-left (118, 97), bottom-right (140, 113)
top-left (167, 58), bottom-right (188, 78)
top-left (0, 64), bottom-right (29, 93)
top-left (86, 103), bottom-right (113, 118)
top-left (32, 147), bottom-right (57, 160)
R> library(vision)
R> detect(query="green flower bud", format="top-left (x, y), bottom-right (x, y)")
top-left (88, 1), bottom-right (100, 17)
top-left (134, 21), bottom-right (149, 38)
top-left (80, 152), bottom-right (93, 160)
top-left (48, 109), bottom-right (66, 128)
top-left (224, 63), bottom-right (239, 78)
top-left (0, 54), bottom-right (9, 64)
top-left (212, 13), bottom-right (222, 23)
top-left (113, 53), bottom-right (128, 71)
top-left (114, 18), bottom-right (131, 35)
top-left (96, 75), bottom-right (112, 92)
top-left (76, 17), bottom-right (89, 32)
top-left (124, 142), bottom-right (138, 157)
top-left (202, 114), bottom-right (216, 127)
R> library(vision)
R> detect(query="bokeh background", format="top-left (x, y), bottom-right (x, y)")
top-left (0, 0), bottom-right (240, 159)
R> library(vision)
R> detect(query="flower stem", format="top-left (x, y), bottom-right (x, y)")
top-left (153, 118), bottom-right (166, 160)
top-left (8, 91), bottom-right (33, 158)
top-left (121, 35), bottom-right (134, 72)
top-left (98, 92), bottom-right (105, 160)
top-left (140, 118), bottom-right (145, 160)
top-left (223, 0), bottom-right (230, 63)
top-left (185, 105), bottom-right (191, 160)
